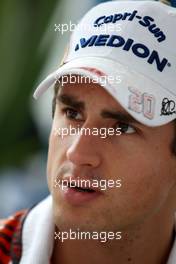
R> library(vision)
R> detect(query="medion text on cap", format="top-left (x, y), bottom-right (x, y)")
top-left (75, 34), bottom-right (169, 72)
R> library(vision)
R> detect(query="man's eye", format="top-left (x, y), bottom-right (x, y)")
top-left (62, 107), bottom-right (82, 120)
top-left (117, 122), bottom-right (136, 134)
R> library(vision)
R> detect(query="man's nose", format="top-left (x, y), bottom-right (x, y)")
top-left (66, 129), bottom-right (101, 167)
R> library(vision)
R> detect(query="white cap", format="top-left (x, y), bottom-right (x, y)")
top-left (33, 1), bottom-right (176, 127)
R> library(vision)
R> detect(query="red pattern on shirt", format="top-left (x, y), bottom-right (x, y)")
top-left (0, 210), bottom-right (28, 264)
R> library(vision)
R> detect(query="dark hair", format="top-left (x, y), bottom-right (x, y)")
top-left (52, 83), bottom-right (176, 156)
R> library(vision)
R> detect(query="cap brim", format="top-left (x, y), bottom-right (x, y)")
top-left (33, 57), bottom-right (176, 127)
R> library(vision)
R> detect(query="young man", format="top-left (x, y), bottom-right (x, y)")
top-left (0, 1), bottom-right (176, 263)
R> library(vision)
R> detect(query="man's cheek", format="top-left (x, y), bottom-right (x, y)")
top-left (47, 131), bottom-right (59, 189)
top-left (47, 130), bottom-right (69, 190)
top-left (46, 149), bottom-right (53, 193)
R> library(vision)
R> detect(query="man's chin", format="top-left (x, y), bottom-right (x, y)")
top-left (52, 205), bottom-right (109, 234)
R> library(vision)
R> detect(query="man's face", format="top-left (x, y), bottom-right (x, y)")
top-left (47, 78), bottom-right (176, 233)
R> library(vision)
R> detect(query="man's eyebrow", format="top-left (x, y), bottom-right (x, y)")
top-left (56, 94), bottom-right (85, 110)
top-left (101, 110), bottom-right (138, 123)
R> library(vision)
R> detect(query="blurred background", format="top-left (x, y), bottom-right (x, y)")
top-left (0, 0), bottom-right (175, 218)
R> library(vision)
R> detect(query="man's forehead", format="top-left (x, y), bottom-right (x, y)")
top-left (56, 84), bottom-right (140, 125)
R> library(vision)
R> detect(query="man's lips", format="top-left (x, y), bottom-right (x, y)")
top-left (60, 176), bottom-right (103, 193)
top-left (57, 176), bottom-right (103, 205)
top-left (68, 183), bottom-right (96, 193)
top-left (61, 186), bottom-right (102, 206)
